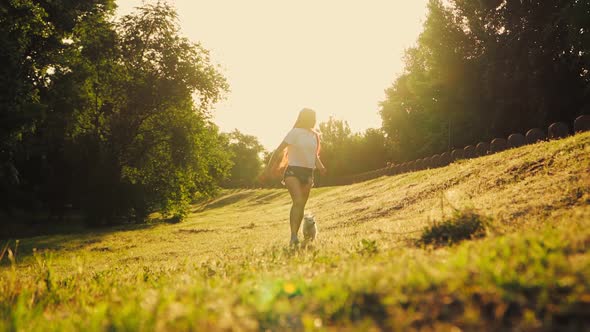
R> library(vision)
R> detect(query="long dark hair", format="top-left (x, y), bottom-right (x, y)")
top-left (293, 108), bottom-right (316, 129)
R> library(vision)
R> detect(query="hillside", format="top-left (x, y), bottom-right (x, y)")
top-left (1, 132), bottom-right (589, 331)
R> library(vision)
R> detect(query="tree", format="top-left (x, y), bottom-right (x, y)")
top-left (90, 2), bottom-right (231, 221)
top-left (318, 117), bottom-right (355, 177)
top-left (0, 0), bottom-right (115, 160)
top-left (357, 128), bottom-right (390, 171)
top-left (0, 1), bottom-right (232, 225)
top-left (318, 118), bottom-right (391, 177)
top-left (221, 130), bottom-right (265, 188)
top-left (380, 0), bottom-right (590, 162)
top-left (0, 0), bottom-right (116, 217)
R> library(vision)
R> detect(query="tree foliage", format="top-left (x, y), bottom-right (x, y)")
top-left (0, 1), bottom-right (231, 225)
top-left (318, 117), bottom-right (391, 177)
top-left (221, 130), bottom-right (265, 188)
top-left (380, 0), bottom-right (590, 162)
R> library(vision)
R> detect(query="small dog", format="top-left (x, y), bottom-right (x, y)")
top-left (302, 214), bottom-right (317, 242)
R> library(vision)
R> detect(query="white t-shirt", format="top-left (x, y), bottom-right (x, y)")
top-left (283, 128), bottom-right (318, 169)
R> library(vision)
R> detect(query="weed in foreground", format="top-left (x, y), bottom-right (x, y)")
top-left (418, 209), bottom-right (490, 246)
top-left (356, 239), bottom-right (379, 255)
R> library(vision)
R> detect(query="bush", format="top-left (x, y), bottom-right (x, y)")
top-left (418, 210), bottom-right (489, 246)
top-left (356, 239), bottom-right (379, 255)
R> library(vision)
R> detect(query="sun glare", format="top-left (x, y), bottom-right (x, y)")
top-left (116, 0), bottom-right (429, 149)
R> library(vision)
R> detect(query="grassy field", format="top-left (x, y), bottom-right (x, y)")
top-left (1, 132), bottom-right (589, 331)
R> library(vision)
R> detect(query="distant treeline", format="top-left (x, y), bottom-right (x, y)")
top-left (320, 117), bottom-right (590, 187)
top-left (0, 1), bottom-right (232, 224)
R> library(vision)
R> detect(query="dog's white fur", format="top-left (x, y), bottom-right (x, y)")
top-left (302, 214), bottom-right (317, 241)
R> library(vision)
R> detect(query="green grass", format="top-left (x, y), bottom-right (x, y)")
top-left (1, 132), bottom-right (589, 331)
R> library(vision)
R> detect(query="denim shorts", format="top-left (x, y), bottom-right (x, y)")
top-left (283, 166), bottom-right (314, 185)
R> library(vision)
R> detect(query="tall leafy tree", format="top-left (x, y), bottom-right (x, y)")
top-left (0, 0), bottom-right (116, 216)
top-left (1, 1), bottom-right (232, 225)
top-left (380, 0), bottom-right (590, 163)
top-left (221, 130), bottom-right (265, 188)
top-left (92, 2), bottom-right (231, 221)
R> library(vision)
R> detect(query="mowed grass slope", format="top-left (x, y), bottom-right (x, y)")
top-left (1, 132), bottom-right (589, 331)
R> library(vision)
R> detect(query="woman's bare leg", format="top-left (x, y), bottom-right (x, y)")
top-left (285, 177), bottom-right (313, 242)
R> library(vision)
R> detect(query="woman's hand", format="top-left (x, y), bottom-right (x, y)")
top-left (316, 157), bottom-right (327, 176)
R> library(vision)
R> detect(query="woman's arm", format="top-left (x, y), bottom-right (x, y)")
top-left (315, 156), bottom-right (327, 176)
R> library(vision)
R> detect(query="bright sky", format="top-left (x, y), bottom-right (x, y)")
top-left (116, 1), bottom-right (429, 149)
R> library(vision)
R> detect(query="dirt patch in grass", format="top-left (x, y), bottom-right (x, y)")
top-left (176, 228), bottom-right (215, 234)
top-left (345, 195), bottom-right (371, 204)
